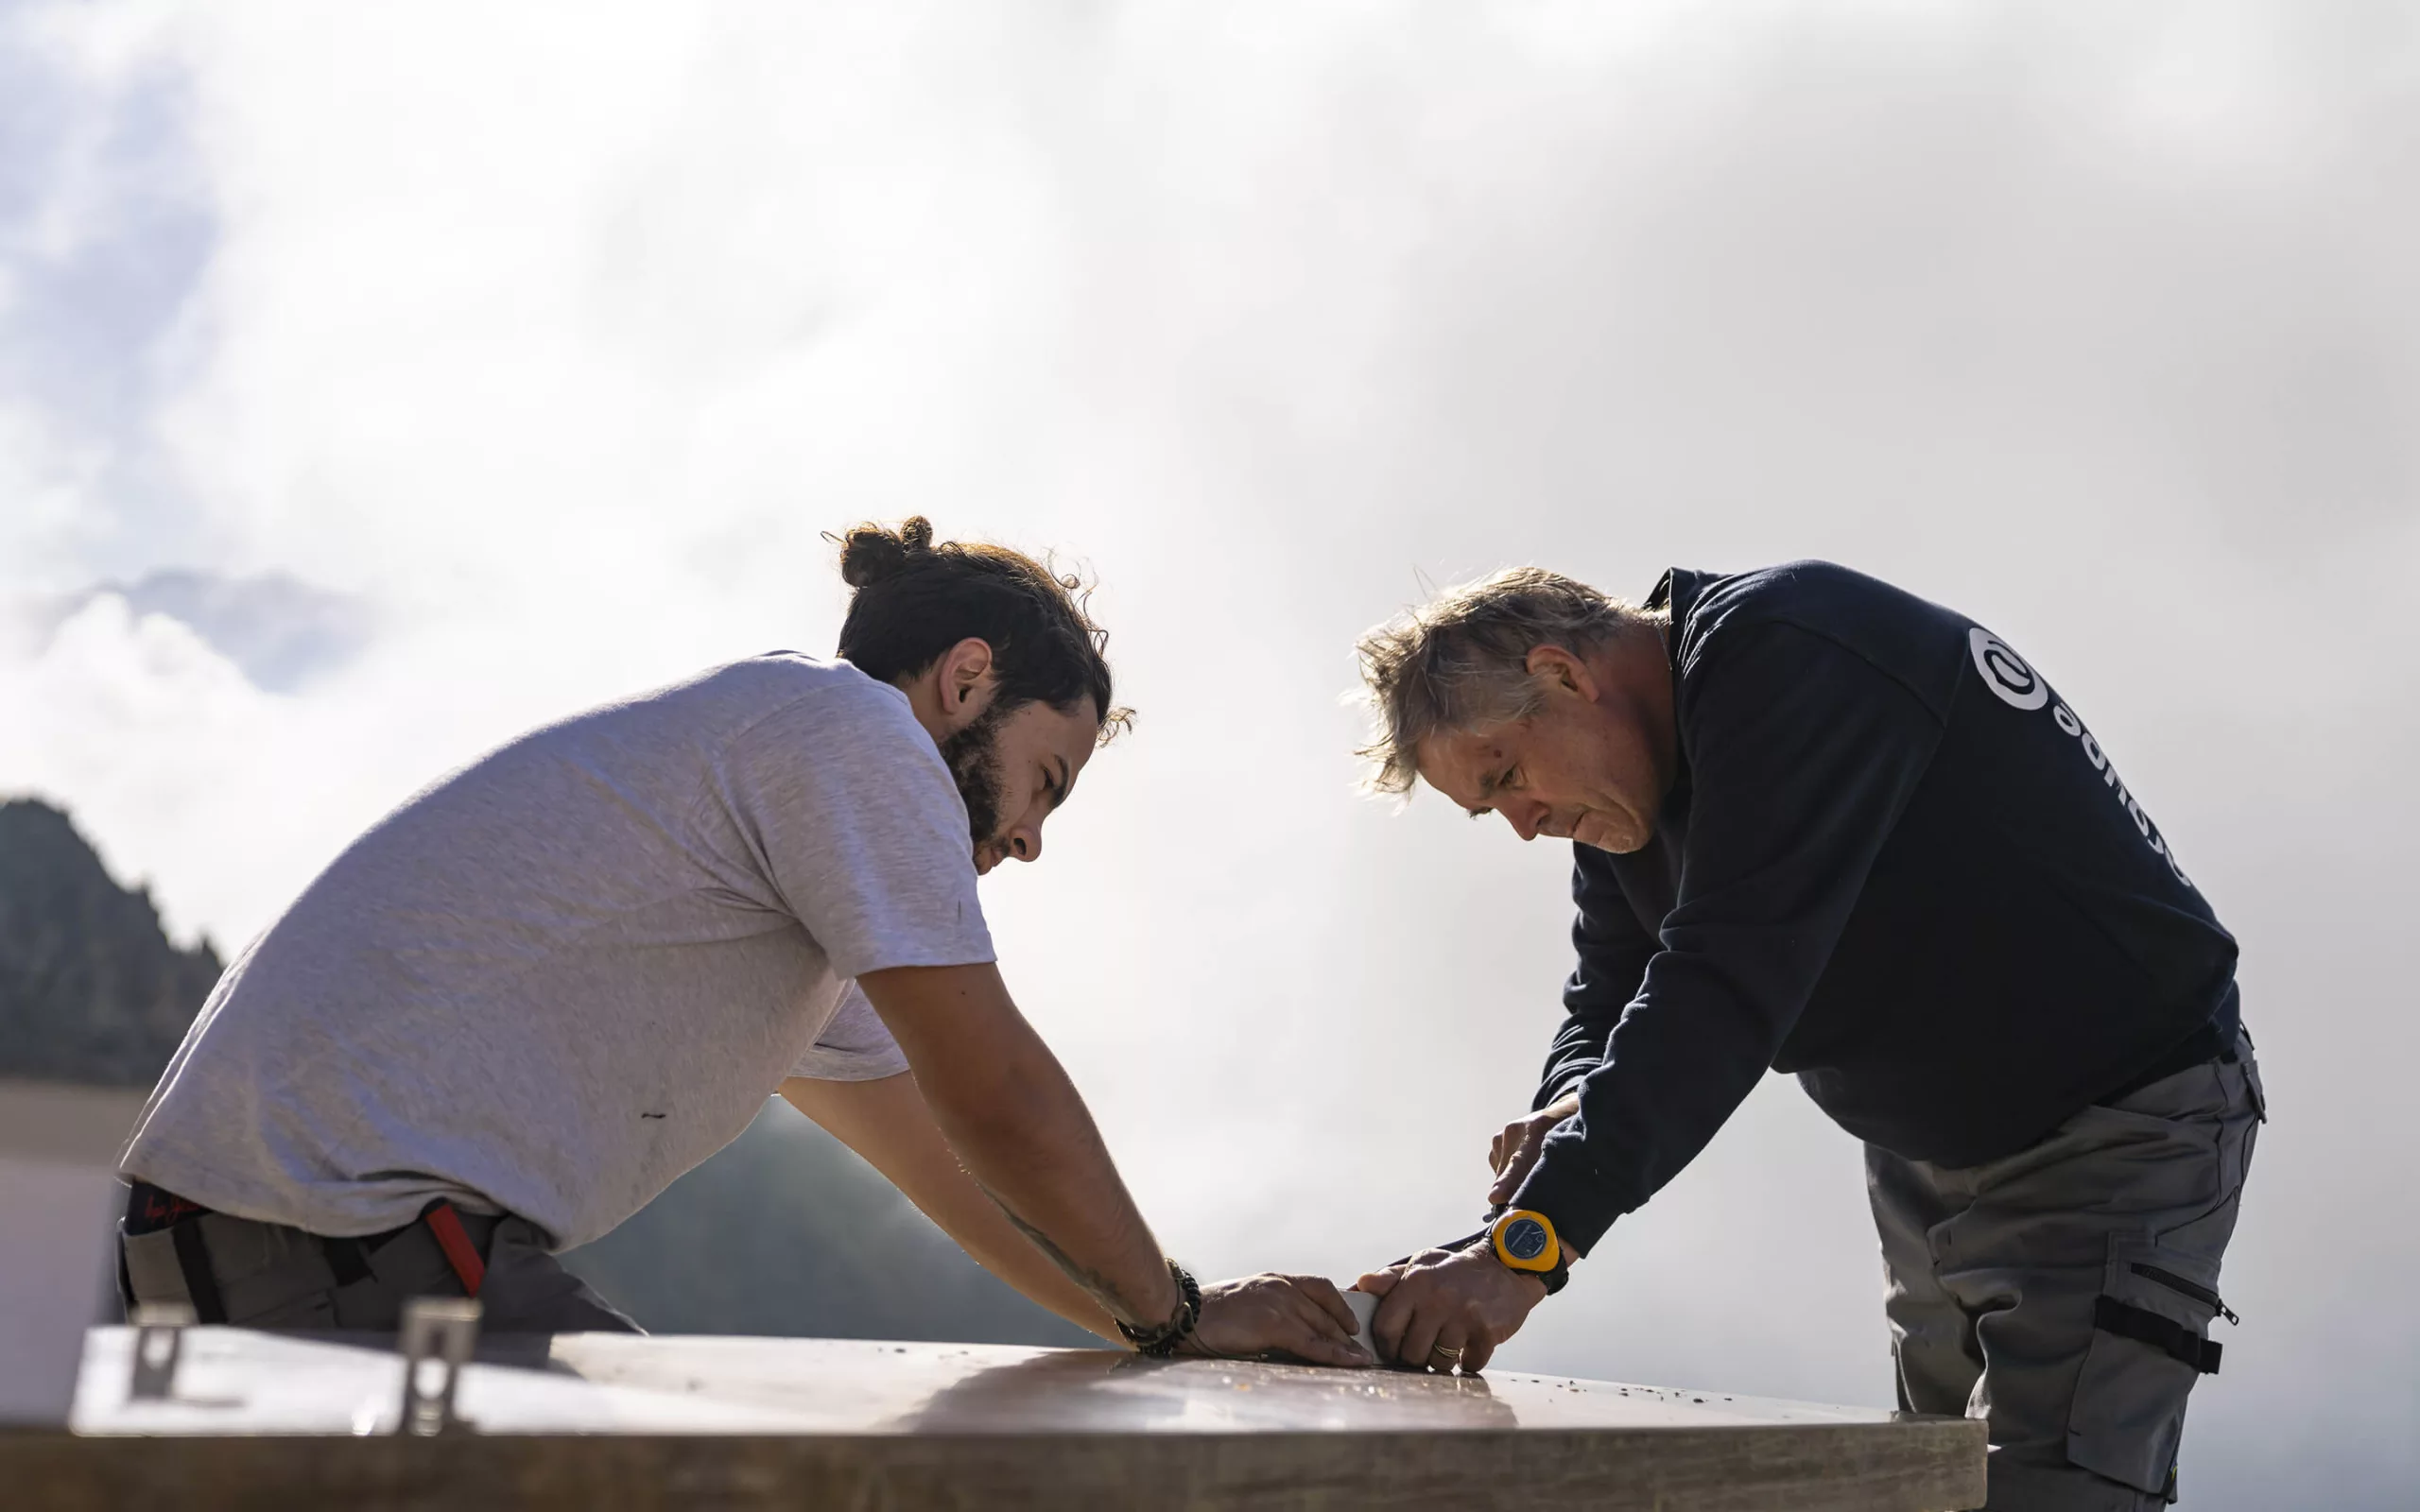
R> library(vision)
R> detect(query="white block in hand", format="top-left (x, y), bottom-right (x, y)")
top-left (1343, 1289), bottom-right (1380, 1361)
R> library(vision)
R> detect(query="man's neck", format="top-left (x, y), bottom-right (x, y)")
top-left (1599, 622), bottom-right (1681, 797)
top-left (897, 671), bottom-right (956, 748)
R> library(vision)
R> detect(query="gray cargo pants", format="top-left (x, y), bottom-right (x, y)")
top-left (120, 1202), bottom-right (643, 1334)
top-left (1868, 1043), bottom-right (2264, 1510)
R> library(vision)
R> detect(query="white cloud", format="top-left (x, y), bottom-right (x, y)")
top-left (0, 402), bottom-right (99, 591)
top-left (0, 594), bottom-right (268, 943)
top-left (4, 3), bottom-right (2415, 1502)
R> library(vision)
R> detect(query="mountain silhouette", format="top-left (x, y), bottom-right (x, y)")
top-left (26, 571), bottom-right (372, 692)
top-left (0, 798), bottom-right (220, 1086)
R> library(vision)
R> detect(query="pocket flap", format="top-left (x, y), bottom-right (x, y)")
top-left (2066, 1234), bottom-right (2225, 1496)
top-left (2093, 1295), bottom-right (2221, 1374)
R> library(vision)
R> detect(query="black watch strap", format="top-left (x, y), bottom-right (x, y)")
top-left (1535, 1254), bottom-right (1571, 1296)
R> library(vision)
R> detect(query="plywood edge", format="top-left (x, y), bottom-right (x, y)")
top-left (4, 1417), bottom-right (1988, 1512)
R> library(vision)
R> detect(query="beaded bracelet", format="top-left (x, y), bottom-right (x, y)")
top-left (1116, 1260), bottom-right (1202, 1357)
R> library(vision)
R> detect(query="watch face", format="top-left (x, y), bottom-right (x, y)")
top-left (1503, 1216), bottom-right (1550, 1263)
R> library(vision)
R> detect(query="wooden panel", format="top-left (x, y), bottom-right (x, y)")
top-left (16, 1329), bottom-right (1986, 1510)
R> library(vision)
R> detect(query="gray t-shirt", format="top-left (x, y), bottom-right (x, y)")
top-left (120, 655), bottom-right (994, 1250)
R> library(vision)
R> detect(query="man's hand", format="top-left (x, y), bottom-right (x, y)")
top-left (1356, 1245), bottom-right (1547, 1374)
top-left (1488, 1092), bottom-right (1581, 1206)
top-left (1183, 1273), bottom-right (1372, 1367)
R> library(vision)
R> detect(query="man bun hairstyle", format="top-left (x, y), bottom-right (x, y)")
top-left (837, 515), bottom-right (934, 588)
top-left (1354, 567), bottom-right (1658, 797)
top-left (834, 517), bottom-right (1132, 742)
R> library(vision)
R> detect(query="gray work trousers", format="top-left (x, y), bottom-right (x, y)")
top-left (1868, 1044), bottom-right (2264, 1510)
top-left (120, 1204), bottom-right (643, 1334)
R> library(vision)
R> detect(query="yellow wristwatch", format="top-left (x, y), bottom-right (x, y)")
top-left (1489, 1209), bottom-right (1570, 1294)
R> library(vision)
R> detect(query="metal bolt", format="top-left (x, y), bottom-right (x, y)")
top-left (397, 1296), bottom-right (482, 1436)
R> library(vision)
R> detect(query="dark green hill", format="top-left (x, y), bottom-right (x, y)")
top-left (0, 797), bottom-right (221, 1086)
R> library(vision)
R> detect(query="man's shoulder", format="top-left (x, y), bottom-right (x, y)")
top-left (686, 651), bottom-right (892, 701)
top-left (1674, 561), bottom-right (1969, 715)
top-left (493, 655), bottom-right (927, 783)
top-left (1678, 559), bottom-right (1916, 637)
top-left (642, 654), bottom-right (917, 735)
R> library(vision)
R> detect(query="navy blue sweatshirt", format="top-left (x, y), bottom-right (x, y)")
top-left (1507, 562), bottom-right (2240, 1258)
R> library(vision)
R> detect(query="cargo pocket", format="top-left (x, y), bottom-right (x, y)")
top-left (2066, 1234), bottom-right (2232, 1499)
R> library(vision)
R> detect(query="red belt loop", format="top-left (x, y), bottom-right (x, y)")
top-left (422, 1201), bottom-right (487, 1297)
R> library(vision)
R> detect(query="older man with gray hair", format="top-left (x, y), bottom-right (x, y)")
top-left (1346, 560), bottom-right (2261, 1512)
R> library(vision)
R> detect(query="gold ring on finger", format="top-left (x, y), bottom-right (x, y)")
top-left (1429, 1344), bottom-right (1463, 1364)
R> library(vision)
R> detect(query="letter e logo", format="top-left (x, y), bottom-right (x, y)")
top-left (1968, 627), bottom-right (2048, 712)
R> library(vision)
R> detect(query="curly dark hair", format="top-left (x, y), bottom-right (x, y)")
top-left (834, 517), bottom-right (1132, 741)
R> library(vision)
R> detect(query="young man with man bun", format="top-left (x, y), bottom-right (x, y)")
top-left (1350, 560), bottom-right (2261, 1511)
top-left (117, 518), bottom-right (1366, 1365)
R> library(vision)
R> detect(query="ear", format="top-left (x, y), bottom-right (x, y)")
top-left (1523, 644), bottom-right (1599, 701)
top-left (936, 637), bottom-right (996, 714)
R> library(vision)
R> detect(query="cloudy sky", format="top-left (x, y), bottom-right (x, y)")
top-left (4, 2), bottom-right (2414, 1503)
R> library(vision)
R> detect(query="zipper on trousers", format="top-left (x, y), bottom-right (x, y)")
top-left (2132, 1261), bottom-right (2239, 1326)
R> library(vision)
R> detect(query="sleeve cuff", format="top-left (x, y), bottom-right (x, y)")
top-left (786, 1042), bottom-right (910, 1082)
top-left (1533, 1064), bottom-right (1598, 1112)
top-left (829, 937), bottom-right (997, 985)
top-left (1509, 1142), bottom-right (1634, 1260)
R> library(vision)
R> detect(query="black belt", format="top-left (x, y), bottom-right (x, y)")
top-left (124, 1180), bottom-right (490, 1322)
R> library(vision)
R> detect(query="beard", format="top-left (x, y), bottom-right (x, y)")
top-left (939, 699), bottom-right (1011, 855)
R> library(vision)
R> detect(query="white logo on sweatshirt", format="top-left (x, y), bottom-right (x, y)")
top-left (1968, 627), bottom-right (2048, 711)
top-left (1968, 624), bottom-right (2193, 890)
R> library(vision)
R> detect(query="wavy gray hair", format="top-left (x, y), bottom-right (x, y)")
top-left (1353, 567), bottom-right (1658, 796)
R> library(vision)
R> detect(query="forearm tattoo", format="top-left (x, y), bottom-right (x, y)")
top-left (977, 1177), bottom-right (1158, 1327)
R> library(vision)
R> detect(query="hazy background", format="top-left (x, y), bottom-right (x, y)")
top-left (3, 2), bottom-right (2413, 1503)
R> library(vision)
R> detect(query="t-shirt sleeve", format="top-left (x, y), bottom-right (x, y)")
top-left (711, 679), bottom-right (995, 981)
top-left (787, 983), bottom-right (912, 1081)
top-left (1509, 622), bottom-right (1945, 1257)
